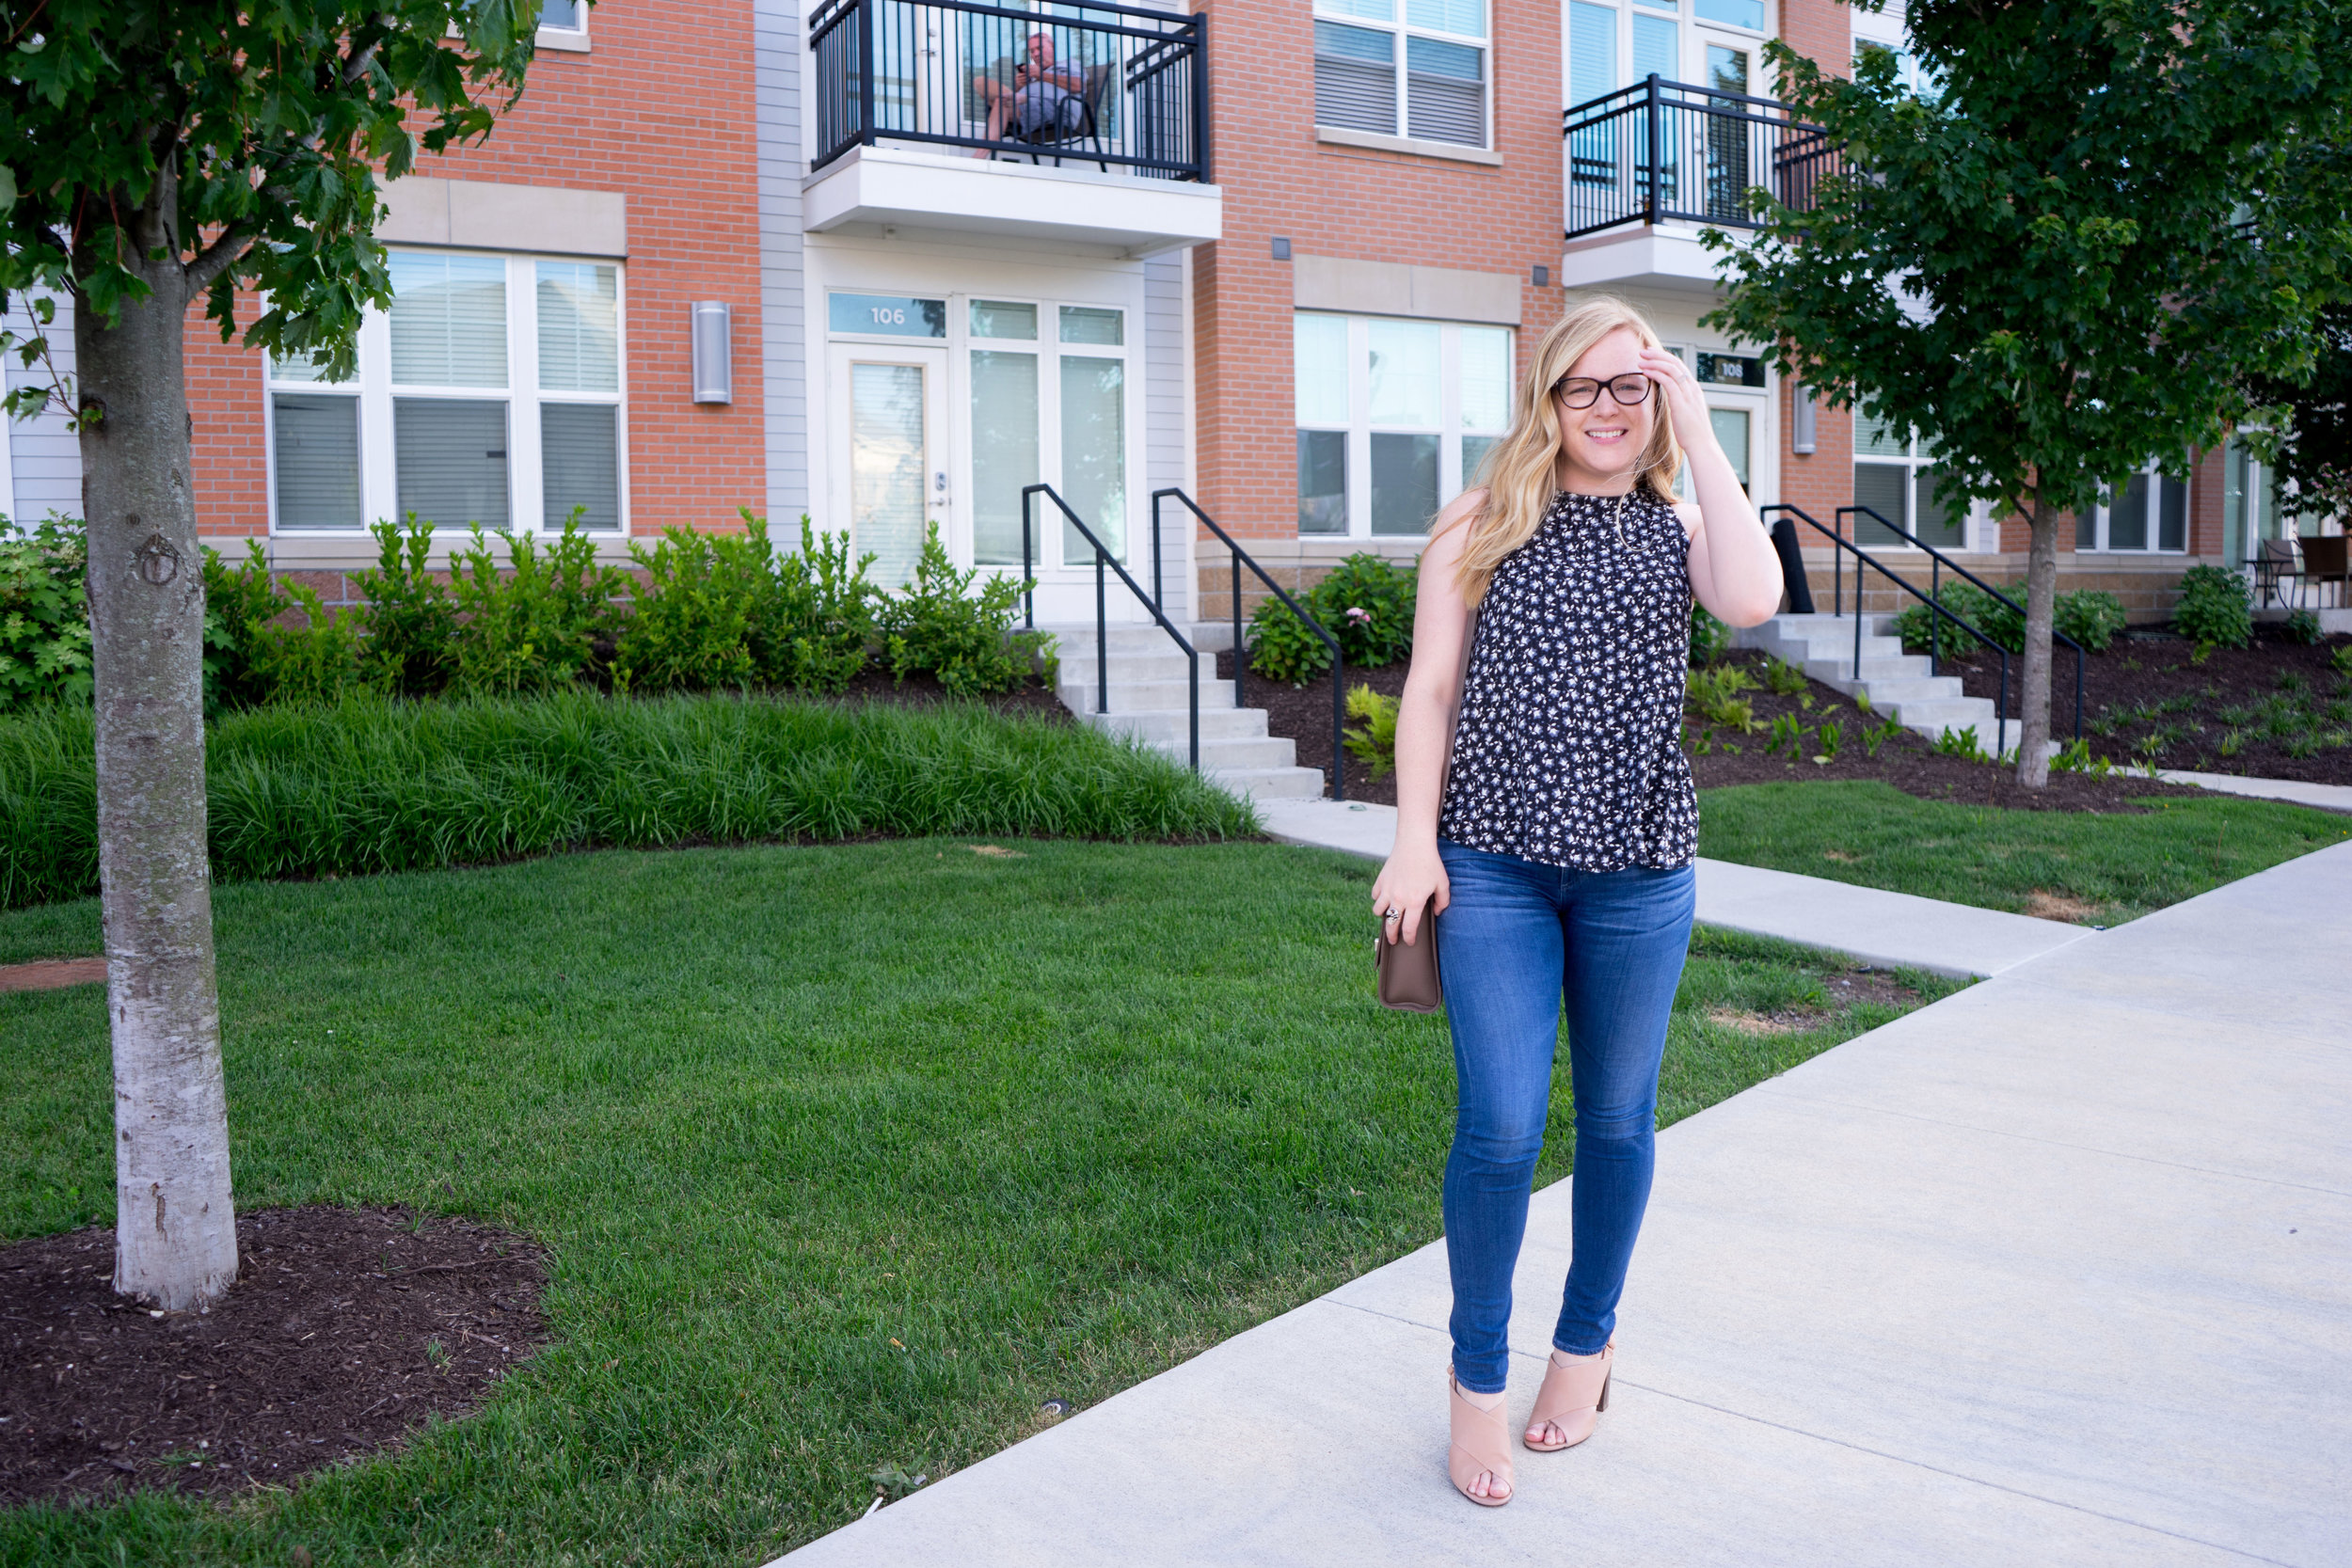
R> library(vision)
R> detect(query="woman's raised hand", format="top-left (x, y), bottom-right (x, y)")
top-left (1638, 346), bottom-right (1714, 455)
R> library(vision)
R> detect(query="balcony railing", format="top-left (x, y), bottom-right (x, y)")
top-left (1563, 74), bottom-right (1837, 240)
top-left (811, 0), bottom-right (1208, 182)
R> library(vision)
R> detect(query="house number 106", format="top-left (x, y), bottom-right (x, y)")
top-left (870, 307), bottom-right (906, 325)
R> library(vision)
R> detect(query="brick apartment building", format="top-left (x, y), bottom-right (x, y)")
top-left (0, 0), bottom-right (2336, 626)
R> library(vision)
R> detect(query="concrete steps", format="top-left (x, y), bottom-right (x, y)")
top-left (1041, 621), bottom-right (1327, 800)
top-left (1732, 612), bottom-right (2013, 749)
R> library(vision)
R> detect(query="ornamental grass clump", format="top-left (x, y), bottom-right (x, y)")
top-left (0, 692), bottom-right (1255, 909)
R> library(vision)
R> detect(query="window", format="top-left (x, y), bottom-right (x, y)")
top-left (1312, 0), bottom-right (1489, 149)
top-left (2078, 462), bottom-right (2187, 554)
top-left (1852, 410), bottom-right (1967, 550)
top-left (1852, 40), bottom-right (1941, 99)
top-left (1295, 312), bottom-right (1512, 536)
top-left (266, 250), bottom-right (625, 533)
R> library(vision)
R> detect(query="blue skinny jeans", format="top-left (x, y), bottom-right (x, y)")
top-left (1434, 839), bottom-right (1695, 1394)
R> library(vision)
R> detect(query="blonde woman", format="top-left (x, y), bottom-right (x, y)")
top-left (1370, 296), bottom-right (1784, 1508)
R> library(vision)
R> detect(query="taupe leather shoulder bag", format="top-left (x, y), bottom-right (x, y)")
top-left (1375, 897), bottom-right (1442, 1013)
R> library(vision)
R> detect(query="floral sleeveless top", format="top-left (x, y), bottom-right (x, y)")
top-left (1437, 487), bottom-right (1698, 872)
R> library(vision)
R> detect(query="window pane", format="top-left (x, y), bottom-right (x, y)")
top-left (1568, 2), bottom-right (1616, 103)
top-left (1371, 433), bottom-right (1439, 534)
top-left (1315, 0), bottom-right (1394, 20)
top-left (1631, 13), bottom-right (1677, 84)
top-left (1299, 430), bottom-right (1349, 534)
top-left (2110, 473), bottom-right (2150, 550)
top-left (1460, 325), bottom-right (1512, 431)
top-left (1406, 0), bottom-right (1485, 37)
top-left (269, 348), bottom-right (351, 385)
top-left (1406, 38), bottom-right (1485, 145)
top-left (389, 253), bottom-right (507, 388)
top-left (536, 262), bottom-right (619, 394)
top-left (850, 363), bottom-right (928, 588)
top-left (541, 403), bottom-right (619, 531)
top-left (1695, 351), bottom-right (1764, 388)
top-left (272, 394), bottom-right (363, 530)
top-left (1368, 319), bottom-right (1441, 428)
top-left (1694, 0), bottom-right (1764, 28)
top-left (1460, 434), bottom-right (1499, 491)
top-left (395, 398), bottom-right (510, 530)
top-left (971, 350), bottom-right (1040, 564)
top-left (541, 0), bottom-right (583, 25)
top-left (829, 293), bottom-right (946, 338)
top-left (1314, 22), bottom-right (1398, 134)
top-left (2157, 474), bottom-right (2187, 551)
top-left (1708, 406), bottom-right (1751, 491)
top-left (1060, 356), bottom-right (1125, 562)
top-left (2076, 501), bottom-right (2099, 551)
top-left (1295, 313), bottom-right (1351, 426)
top-left (1852, 409), bottom-right (1910, 458)
top-left (1852, 462), bottom-right (1907, 545)
top-left (1058, 306), bottom-right (1123, 346)
top-left (1915, 467), bottom-right (1966, 550)
top-left (971, 300), bottom-right (1038, 341)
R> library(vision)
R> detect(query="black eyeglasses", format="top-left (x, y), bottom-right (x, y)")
top-left (1553, 373), bottom-right (1652, 410)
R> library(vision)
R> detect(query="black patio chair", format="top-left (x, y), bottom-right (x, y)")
top-left (2297, 534), bottom-right (2348, 610)
top-left (1007, 63), bottom-right (1115, 173)
top-left (2251, 537), bottom-right (2302, 608)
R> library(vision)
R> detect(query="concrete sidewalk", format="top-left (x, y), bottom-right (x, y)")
top-left (1254, 798), bottom-right (2092, 978)
top-left (772, 839), bottom-right (2352, 1568)
top-left (2159, 768), bottom-right (2352, 816)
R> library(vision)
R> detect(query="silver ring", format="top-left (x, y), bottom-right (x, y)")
top-left (1383, 909), bottom-right (1403, 921)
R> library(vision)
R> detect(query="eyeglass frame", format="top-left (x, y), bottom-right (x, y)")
top-left (1552, 373), bottom-right (1654, 410)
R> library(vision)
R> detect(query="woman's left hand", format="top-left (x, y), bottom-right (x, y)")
top-left (1639, 346), bottom-right (1714, 455)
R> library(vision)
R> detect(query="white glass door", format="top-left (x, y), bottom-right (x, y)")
top-left (829, 342), bottom-right (948, 590)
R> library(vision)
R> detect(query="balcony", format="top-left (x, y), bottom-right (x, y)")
top-left (1557, 75), bottom-right (1836, 293)
top-left (806, 0), bottom-right (1221, 256)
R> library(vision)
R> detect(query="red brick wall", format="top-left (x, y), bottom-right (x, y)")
top-left (1191, 0), bottom-right (1564, 542)
top-left (185, 2), bottom-right (763, 540)
top-left (1775, 0), bottom-right (1848, 85)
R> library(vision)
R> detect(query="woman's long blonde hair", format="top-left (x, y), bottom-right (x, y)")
top-left (1449, 295), bottom-right (1681, 606)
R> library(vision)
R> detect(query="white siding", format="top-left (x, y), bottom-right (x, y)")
top-left (1143, 254), bottom-right (1190, 621)
top-left (4, 296), bottom-right (84, 524)
top-left (755, 0), bottom-right (810, 525)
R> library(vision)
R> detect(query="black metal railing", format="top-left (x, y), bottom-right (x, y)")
top-left (1152, 488), bottom-right (1348, 803)
top-left (1764, 505), bottom-right (2084, 760)
top-left (1022, 483), bottom-right (1200, 773)
top-left (1562, 75), bottom-right (1837, 240)
top-left (811, 0), bottom-right (1208, 180)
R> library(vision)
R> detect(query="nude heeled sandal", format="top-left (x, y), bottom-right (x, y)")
top-left (1447, 1370), bottom-right (1515, 1508)
top-left (1523, 1342), bottom-right (1613, 1452)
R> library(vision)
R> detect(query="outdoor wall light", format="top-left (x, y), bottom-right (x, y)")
top-left (1792, 383), bottom-right (1818, 454)
top-left (1270, 237), bottom-right (1293, 261)
top-left (691, 301), bottom-right (733, 404)
top-left (1532, 264), bottom-right (1550, 287)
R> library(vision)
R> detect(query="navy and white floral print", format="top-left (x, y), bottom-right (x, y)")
top-left (1438, 488), bottom-right (1698, 872)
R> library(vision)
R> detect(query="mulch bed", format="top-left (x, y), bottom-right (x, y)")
top-left (1, 1206), bottom-right (544, 1509)
top-left (1229, 649), bottom-right (2211, 813)
top-left (1940, 627), bottom-right (2352, 786)
top-left (835, 665), bottom-right (1070, 721)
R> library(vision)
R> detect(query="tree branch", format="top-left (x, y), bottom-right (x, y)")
top-left (183, 224), bottom-right (257, 293)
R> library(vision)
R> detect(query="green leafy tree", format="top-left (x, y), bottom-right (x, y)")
top-left (2244, 301), bottom-right (2352, 521)
top-left (1705, 0), bottom-right (2349, 786)
top-left (0, 2), bottom-right (544, 1308)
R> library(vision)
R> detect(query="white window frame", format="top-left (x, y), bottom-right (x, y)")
top-left (823, 289), bottom-right (1141, 571)
top-left (1566, 0), bottom-right (1774, 107)
top-left (1311, 0), bottom-right (1493, 150)
top-left (262, 250), bottom-right (628, 536)
top-left (2080, 458), bottom-right (2190, 555)
top-left (1295, 311), bottom-right (1513, 540)
top-left (1851, 410), bottom-right (1983, 552)
top-left (536, 0), bottom-right (591, 52)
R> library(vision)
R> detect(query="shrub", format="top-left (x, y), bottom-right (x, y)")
top-left (1890, 582), bottom-right (2123, 657)
top-left (1342, 683), bottom-right (1401, 780)
top-left (2282, 607), bottom-right (2322, 646)
top-left (0, 691), bottom-right (1255, 908)
top-left (880, 523), bottom-right (1050, 697)
top-left (757, 514), bottom-right (880, 694)
top-left (2172, 564), bottom-right (2252, 651)
top-left (1689, 604), bottom-right (1729, 665)
top-left (448, 514), bottom-right (628, 693)
top-left (200, 541), bottom-right (286, 711)
top-left (2055, 590), bottom-right (2129, 653)
top-left (0, 515), bottom-right (93, 712)
top-left (349, 515), bottom-right (457, 697)
top-left (612, 526), bottom-right (763, 694)
top-left (1248, 550), bottom-right (1419, 685)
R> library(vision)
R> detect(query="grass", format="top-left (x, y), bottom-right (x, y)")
top-left (0, 692), bottom-right (1255, 910)
top-left (2, 839), bottom-right (1955, 1565)
top-left (1699, 779), bottom-right (2352, 925)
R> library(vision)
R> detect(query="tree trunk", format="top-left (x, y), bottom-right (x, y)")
top-left (2015, 493), bottom-right (2058, 790)
top-left (80, 163), bottom-right (239, 1311)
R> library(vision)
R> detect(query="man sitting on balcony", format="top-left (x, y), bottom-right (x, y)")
top-left (973, 30), bottom-right (1087, 150)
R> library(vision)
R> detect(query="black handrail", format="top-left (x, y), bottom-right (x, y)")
top-left (1022, 483), bottom-right (1200, 774)
top-left (1835, 504), bottom-right (2085, 743)
top-left (1151, 488), bottom-right (1347, 802)
top-left (1763, 504), bottom-right (2017, 759)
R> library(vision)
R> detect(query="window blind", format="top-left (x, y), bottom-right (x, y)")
top-left (1406, 37), bottom-right (1484, 145)
top-left (541, 403), bottom-right (619, 531)
top-left (389, 253), bottom-right (508, 388)
top-left (394, 398), bottom-right (510, 530)
top-left (537, 263), bottom-right (619, 393)
top-left (271, 394), bottom-right (363, 530)
top-left (1314, 21), bottom-right (1397, 135)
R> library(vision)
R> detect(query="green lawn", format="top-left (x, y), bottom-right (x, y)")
top-left (3, 839), bottom-right (1953, 1566)
top-left (1699, 779), bottom-right (2352, 924)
